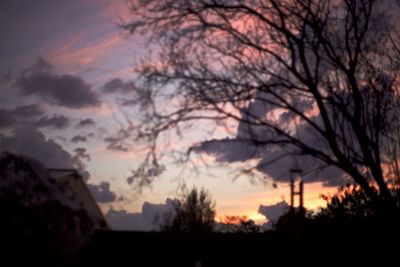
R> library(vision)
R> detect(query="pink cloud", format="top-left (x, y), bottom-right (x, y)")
top-left (93, 145), bottom-right (139, 160)
top-left (46, 32), bottom-right (123, 68)
top-left (82, 102), bottom-right (116, 117)
top-left (102, 1), bottom-right (133, 22)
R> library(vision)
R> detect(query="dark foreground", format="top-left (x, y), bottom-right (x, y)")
top-left (75, 229), bottom-right (397, 267)
top-left (2, 228), bottom-right (398, 267)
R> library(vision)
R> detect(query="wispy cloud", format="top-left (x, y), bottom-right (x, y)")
top-left (46, 33), bottom-right (123, 68)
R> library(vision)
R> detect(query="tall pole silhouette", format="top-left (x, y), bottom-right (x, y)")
top-left (289, 168), bottom-right (303, 210)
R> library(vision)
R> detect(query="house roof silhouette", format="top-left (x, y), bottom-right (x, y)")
top-left (48, 168), bottom-right (110, 230)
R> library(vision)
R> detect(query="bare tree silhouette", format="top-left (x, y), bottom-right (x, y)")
top-left (122, 0), bottom-right (400, 207)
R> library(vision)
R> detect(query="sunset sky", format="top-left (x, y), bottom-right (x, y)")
top-left (0, 0), bottom-right (340, 230)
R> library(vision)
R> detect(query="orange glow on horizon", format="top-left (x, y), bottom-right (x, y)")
top-left (215, 182), bottom-right (337, 225)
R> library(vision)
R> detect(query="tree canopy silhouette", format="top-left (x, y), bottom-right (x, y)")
top-left (217, 215), bottom-right (263, 233)
top-left (162, 187), bottom-right (216, 233)
top-left (123, 0), bottom-right (400, 206)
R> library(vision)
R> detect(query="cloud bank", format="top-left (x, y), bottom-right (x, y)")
top-left (105, 198), bottom-right (177, 231)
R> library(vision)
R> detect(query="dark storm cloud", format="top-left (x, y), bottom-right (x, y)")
top-left (76, 118), bottom-right (96, 128)
top-left (105, 198), bottom-right (177, 231)
top-left (195, 88), bottom-right (346, 187)
top-left (14, 58), bottom-right (101, 109)
top-left (88, 181), bottom-right (117, 203)
top-left (196, 137), bottom-right (345, 187)
top-left (0, 104), bottom-right (44, 129)
top-left (102, 78), bottom-right (136, 94)
top-left (33, 114), bottom-right (70, 130)
top-left (194, 138), bottom-right (260, 163)
top-left (255, 151), bottom-right (345, 187)
top-left (71, 135), bottom-right (88, 143)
